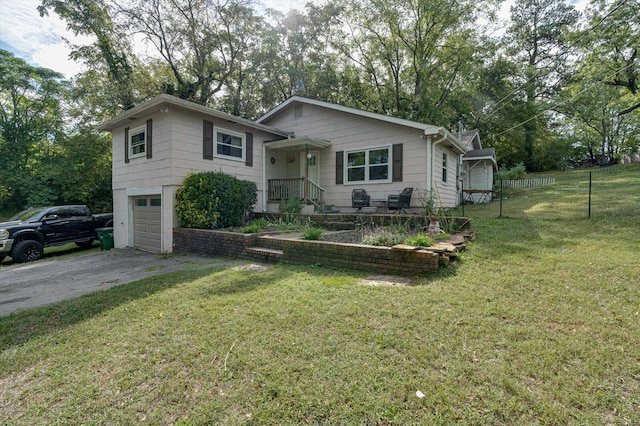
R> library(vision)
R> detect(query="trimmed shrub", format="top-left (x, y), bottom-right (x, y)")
top-left (176, 171), bottom-right (257, 229)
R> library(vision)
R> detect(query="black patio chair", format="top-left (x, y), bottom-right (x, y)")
top-left (387, 187), bottom-right (413, 213)
top-left (351, 188), bottom-right (370, 210)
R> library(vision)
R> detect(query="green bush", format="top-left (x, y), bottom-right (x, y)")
top-left (175, 172), bottom-right (257, 229)
top-left (301, 228), bottom-right (323, 240)
top-left (494, 162), bottom-right (527, 181)
top-left (404, 234), bottom-right (435, 247)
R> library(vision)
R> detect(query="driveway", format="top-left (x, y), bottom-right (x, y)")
top-left (0, 248), bottom-right (227, 316)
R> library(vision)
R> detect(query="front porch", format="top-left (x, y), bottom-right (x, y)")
top-left (264, 136), bottom-right (331, 212)
top-left (267, 177), bottom-right (326, 212)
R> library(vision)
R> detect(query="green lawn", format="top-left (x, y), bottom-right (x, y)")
top-left (1, 166), bottom-right (639, 424)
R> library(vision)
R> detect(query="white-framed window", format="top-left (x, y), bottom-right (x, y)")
top-left (345, 145), bottom-right (391, 184)
top-left (214, 128), bottom-right (245, 162)
top-left (129, 125), bottom-right (146, 159)
top-left (442, 152), bottom-right (448, 183)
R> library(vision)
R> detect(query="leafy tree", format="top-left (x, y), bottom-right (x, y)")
top-left (39, 0), bottom-right (137, 111)
top-left (504, 0), bottom-right (578, 171)
top-left (0, 50), bottom-right (67, 210)
top-left (111, 0), bottom-right (259, 107)
top-left (335, 0), bottom-right (496, 125)
top-left (577, 0), bottom-right (639, 116)
top-left (54, 129), bottom-right (113, 212)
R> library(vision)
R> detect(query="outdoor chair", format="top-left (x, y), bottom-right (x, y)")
top-left (387, 187), bottom-right (413, 213)
top-left (351, 188), bottom-right (371, 210)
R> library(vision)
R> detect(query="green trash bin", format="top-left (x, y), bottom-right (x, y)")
top-left (96, 227), bottom-right (114, 250)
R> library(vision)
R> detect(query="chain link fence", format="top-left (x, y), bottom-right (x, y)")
top-left (461, 163), bottom-right (640, 220)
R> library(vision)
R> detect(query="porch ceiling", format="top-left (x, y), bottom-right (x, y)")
top-left (264, 136), bottom-right (331, 151)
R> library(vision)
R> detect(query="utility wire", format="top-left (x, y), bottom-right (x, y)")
top-left (494, 61), bottom-right (635, 137)
top-left (479, 0), bottom-right (631, 121)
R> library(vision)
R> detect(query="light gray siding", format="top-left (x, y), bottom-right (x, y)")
top-left (111, 106), bottom-right (279, 253)
top-left (263, 104), bottom-right (439, 210)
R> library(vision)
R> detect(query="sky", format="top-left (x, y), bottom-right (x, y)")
top-left (0, 0), bottom-right (325, 78)
top-left (0, 0), bottom-right (587, 79)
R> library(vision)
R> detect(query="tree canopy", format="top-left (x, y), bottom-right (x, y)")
top-left (2, 0), bottom-right (638, 213)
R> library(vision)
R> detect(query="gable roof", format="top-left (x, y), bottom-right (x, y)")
top-left (459, 129), bottom-right (482, 150)
top-left (463, 147), bottom-right (497, 169)
top-left (258, 96), bottom-right (466, 153)
top-left (97, 94), bottom-right (290, 137)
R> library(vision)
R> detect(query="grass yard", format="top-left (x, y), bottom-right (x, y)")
top-left (1, 166), bottom-right (639, 424)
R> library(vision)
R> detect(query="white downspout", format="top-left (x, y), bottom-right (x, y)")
top-left (262, 144), bottom-right (267, 212)
top-left (426, 129), bottom-right (447, 192)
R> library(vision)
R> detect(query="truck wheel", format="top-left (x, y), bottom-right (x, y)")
top-left (75, 239), bottom-right (95, 249)
top-left (12, 240), bottom-right (44, 263)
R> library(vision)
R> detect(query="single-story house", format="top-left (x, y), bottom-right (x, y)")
top-left (98, 94), bottom-right (468, 253)
top-left (460, 129), bottom-right (497, 204)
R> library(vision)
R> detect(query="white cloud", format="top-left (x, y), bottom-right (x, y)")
top-left (0, 0), bottom-right (90, 77)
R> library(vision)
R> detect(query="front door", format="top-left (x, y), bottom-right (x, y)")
top-left (301, 150), bottom-right (319, 184)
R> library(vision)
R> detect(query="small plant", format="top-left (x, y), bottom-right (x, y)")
top-left (301, 228), bottom-right (323, 240)
top-left (241, 218), bottom-right (268, 233)
top-left (417, 189), bottom-right (438, 217)
top-left (279, 197), bottom-right (302, 214)
top-left (438, 217), bottom-right (469, 235)
top-left (434, 232), bottom-right (451, 241)
top-left (362, 229), bottom-right (407, 246)
top-left (264, 214), bottom-right (311, 231)
top-left (404, 234), bottom-right (435, 247)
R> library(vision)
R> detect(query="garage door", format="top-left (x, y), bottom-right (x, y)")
top-left (133, 196), bottom-right (162, 252)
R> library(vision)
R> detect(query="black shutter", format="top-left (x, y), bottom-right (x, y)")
top-left (245, 132), bottom-right (253, 167)
top-left (203, 120), bottom-right (213, 160)
top-left (146, 119), bottom-right (153, 159)
top-left (124, 127), bottom-right (130, 164)
top-left (392, 143), bottom-right (403, 182)
top-left (336, 151), bottom-right (344, 184)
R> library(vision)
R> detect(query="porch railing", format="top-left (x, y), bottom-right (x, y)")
top-left (268, 178), bottom-right (324, 209)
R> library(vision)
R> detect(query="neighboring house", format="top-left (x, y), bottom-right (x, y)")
top-left (98, 94), bottom-right (467, 254)
top-left (460, 129), bottom-right (497, 204)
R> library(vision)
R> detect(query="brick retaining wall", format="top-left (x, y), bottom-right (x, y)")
top-left (173, 228), bottom-right (441, 276)
top-left (173, 228), bottom-right (258, 259)
top-left (266, 237), bottom-right (440, 275)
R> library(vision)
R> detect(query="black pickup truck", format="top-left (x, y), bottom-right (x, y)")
top-left (0, 205), bottom-right (113, 263)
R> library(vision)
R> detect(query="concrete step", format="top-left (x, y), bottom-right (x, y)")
top-left (246, 246), bottom-right (283, 263)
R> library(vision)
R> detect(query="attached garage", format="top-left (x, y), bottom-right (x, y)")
top-left (132, 196), bottom-right (162, 252)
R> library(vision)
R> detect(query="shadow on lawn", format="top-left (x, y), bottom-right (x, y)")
top-left (0, 265), bottom-right (226, 350)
